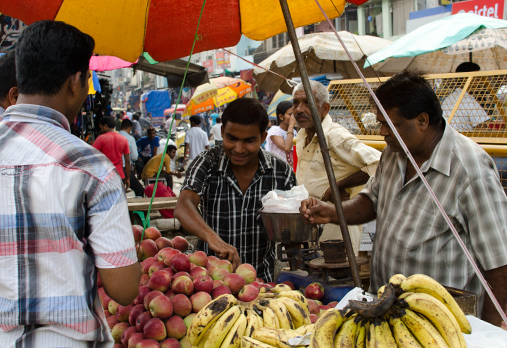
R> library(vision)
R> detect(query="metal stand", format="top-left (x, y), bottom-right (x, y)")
top-left (278, 0), bottom-right (363, 288)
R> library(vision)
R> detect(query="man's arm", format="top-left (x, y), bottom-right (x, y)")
top-left (98, 263), bottom-right (142, 306)
top-left (300, 193), bottom-right (376, 226)
top-left (124, 153), bottom-right (130, 191)
top-left (321, 170), bottom-right (370, 203)
top-left (183, 143), bottom-right (189, 163)
top-left (205, 145), bottom-right (210, 151)
top-left (174, 190), bottom-right (241, 270)
top-left (482, 265), bottom-right (507, 326)
top-left (153, 146), bottom-right (158, 156)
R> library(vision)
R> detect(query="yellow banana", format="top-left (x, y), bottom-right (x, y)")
top-left (389, 274), bottom-right (407, 287)
top-left (398, 292), bottom-right (413, 300)
top-left (389, 314), bottom-right (423, 348)
top-left (309, 308), bottom-right (343, 348)
top-left (221, 308), bottom-right (248, 348)
top-left (245, 309), bottom-right (260, 338)
top-left (262, 307), bottom-right (280, 329)
top-left (188, 294), bottom-right (239, 345)
top-left (355, 320), bottom-right (367, 348)
top-left (270, 284), bottom-right (293, 293)
top-left (252, 328), bottom-right (291, 348)
top-left (367, 320), bottom-right (376, 348)
top-left (379, 316), bottom-right (397, 348)
top-left (377, 285), bottom-right (386, 298)
top-left (268, 300), bottom-right (294, 330)
top-left (274, 297), bottom-right (310, 328)
top-left (401, 274), bottom-right (471, 334)
top-left (276, 291), bottom-right (310, 315)
top-left (401, 292), bottom-right (466, 348)
top-left (293, 324), bottom-right (314, 336)
top-left (197, 321), bottom-right (217, 348)
top-left (241, 337), bottom-right (277, 348)
top-left (399, 308), bottom-right (448, 348)
top-left (333, 315), bottom-right (358, 348)
top-left (373, 317), bottom-right (388, 348)
top-left (204, 305), bottom-right (242, 348)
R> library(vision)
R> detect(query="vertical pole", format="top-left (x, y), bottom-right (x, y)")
top-left (278, 0), bottom-right (363, 288)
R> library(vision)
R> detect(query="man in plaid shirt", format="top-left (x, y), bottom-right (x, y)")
top-left (0, 21), bottom-right (141, 347)
top-left (175, 98), bottom-right (296, 282)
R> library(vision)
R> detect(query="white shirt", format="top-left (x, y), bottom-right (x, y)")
top-left (0, 106), bottom-right (5, 117)
top-left (210, 123), bottom-right (223, 141)
top-left (165, 117), bottom-right (173, 131)
top-left (185, 126), bottom-right (209, 160)
top-left (266, 126), bottom-right (297, 162)
top-left (441, 89), bottom-right (489, 131)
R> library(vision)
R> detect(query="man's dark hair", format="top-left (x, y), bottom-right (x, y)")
top-left (0, 51), bottom-right (17, 101)
top-left (133, 113), bottom-right (140, 121)
top-left (190, 115), bottom-right (202, 125)
top-left (456, 62), bottom-right (480, 73)
top-left (374, 70), bottom-right (443, 126)
top-left (121, 119), bottom-right (133, 129)
top-left (116, 113), bottom-right (123, 120)
top-left (99, 116), bottom-right (116, 128)
top-left (167, 145), bottom-right (177, 153)
top-left (222, 98), bottom-right (268, 133)
top-left (216, 117), bottom-right (221, 123)
top-left (15, 20), bottom-right (95, 96)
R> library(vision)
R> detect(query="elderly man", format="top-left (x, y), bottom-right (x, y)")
top-left (293, 81), bottom-right (381, 254)
top-left (300, 70), bottom-right (507, 326)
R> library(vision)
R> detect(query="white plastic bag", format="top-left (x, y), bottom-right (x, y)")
top-left (261, 185), bottom-right (309, 213)
top-left (464, 315), bottom-right (507, 348)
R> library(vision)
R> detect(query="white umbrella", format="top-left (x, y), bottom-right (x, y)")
top-left (253, 32), bottom-right (391, 93)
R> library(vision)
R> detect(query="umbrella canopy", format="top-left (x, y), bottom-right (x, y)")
top-left (268, 91), bottom-right (292, 118)
top-left (164, 104), bottom-right (186, 116)
top-left (1, 0), bottom-right (345, 63)
top-left (365, 13), bottom-right (507, 74)
top-left (184, 77), bottom-right (252, 116)
top-left (254, 32), bottom-right (392, 93)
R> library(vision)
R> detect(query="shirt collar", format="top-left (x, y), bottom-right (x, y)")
top-left (217, 147), bottom-right (273, 174)
top-left (2, 104), bottom-right (71, 132)
top-left (420, 122), bottom-right (454, 176)
top-left (294, 114), bottom-right (332, 143)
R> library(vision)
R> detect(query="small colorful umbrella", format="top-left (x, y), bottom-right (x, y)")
top-left (267, 91), bottom-right (292, 118)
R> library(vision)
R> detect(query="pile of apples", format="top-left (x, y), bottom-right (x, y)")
top-left (98, 226), bottom-right (267, 348)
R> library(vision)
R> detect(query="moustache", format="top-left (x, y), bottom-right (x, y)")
top-left (295, 113), bottom-right (310, 119)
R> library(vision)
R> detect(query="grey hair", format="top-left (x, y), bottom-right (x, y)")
top-left (292, 80), bottom-right (330, 106)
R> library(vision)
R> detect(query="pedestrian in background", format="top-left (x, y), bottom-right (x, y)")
top-left (119, 118), bottom-right (144, 197)
top-left (132, 112), bottom-right (142, 140)
top-left (265, 101), bottom-right (297, 165)
top-left (209, 117), bottom-right (223, 146)
top-left (184, 115), bottom-right (209, 164)
top-left (114, 112), bottom-right (122, 131)
top-left (136, 127), bottom-right (160, 176)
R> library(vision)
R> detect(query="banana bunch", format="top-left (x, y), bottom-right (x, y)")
top-left (309, 274), bottom-right (471, 348)
top-left (187, 291), bottom-right (311, 348)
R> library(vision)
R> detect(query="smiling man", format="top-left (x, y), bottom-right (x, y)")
top-left (299, 70), bottom-right (507, 326)
top-left (175, 98), bottom-right (296, 281)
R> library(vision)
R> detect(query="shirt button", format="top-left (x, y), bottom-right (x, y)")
top-left (387, 222), bottom-right (390, 226)
top-left (397, 195), bottom-right (401, 200)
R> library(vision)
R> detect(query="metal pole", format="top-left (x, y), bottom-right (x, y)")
top-left (278, 0), bottom-right (363, 288)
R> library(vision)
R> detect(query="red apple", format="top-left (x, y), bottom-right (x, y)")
top-left (183, 313), bottom-right (197, 329)
top-left (109, 300), bottom-right (120, 315)
top-left (190, 263), bottom-right (196, 270)
top-left (319, 305), bottom-right (331, 311)
top-left (190, 292), bottom-right (212, 313)
top-left (132, 225), bottom-right (144, 243)
top-left (139, 239), bottom-right (159, 261)
top-left (145, 227), bottom-right (162, 241)
top-left (223, 273), bottom-right (245, 295)
top-left (307, 299), bottom-right (320, 316)
top-left (141, 257), bottom-right (158, 274)
top-left (121, 326), bottom-right (139, 348)
top-left (180, 336), bottom-right (191, 348)
top-left (193, 275), bottom-right (213, 294)
top-left (135, 310), bottom-right (153, 332)
top-left (172, 236), bottom-right (189, 252)
top-left (207, 264), bottom-right (218, 276)
top-left (310, 314), bottom-right (319, 323)
top-left (267, 282), bottom-right (277, 287)
top-left (170, 294), bottom-right (193, 317)
top-left (165, 315), bottom-right (187, 340)
top-left (189, 266), bottom-right (207, 280)
top-left (305, 282), bottom-right (325, 300)
top-left (160, 338), bottom-right (181, 348)
top-left (235, 264), bottom-right (257, 284)
top-left (212, 280), bottom-right (224, 289)
top-left (139, 274), bottom-right (150, 286)
top-left (156, 237), bottom-right (174, 250)
top-left (98, 287), bottom-right (111, 309)
top-left (149, 261), bottom-right (167, 276)
top-left (128, 333), bottom-right (145, 348)
top-left (116, 304), bottom-right (134, 322)
top-left (237, 284), bottom-right (259, 302)
top-left (107, 315), bottom-right (120, 329)
top-left (161, 268), bottom-right (174, 278)
top-left (112, 322), bottom-right (131, 343)
top-left (135, 339), bottom-right (161, 348)
top-left (171, 253), bottom-right (191, 273)
top-left (172, 272), bottom-right (191, 283)
top-left (189, 251), bottom-right (208, 267)
top-left (149, 271), bottom-right (172, 292)
top-left (256, 278), bottom-right (265, 283)
top-left (208, 256), bottom-right (220, 266)
top-left (165, 289), bottom-right (175, 299)
top-left (211, 285), bottom-right (232, 299)
top-left (172, 276), bottom-right (194, 296)
top-left (281, 281), bottom-right (295, 290)
top-left (105, 310), bottom-right (112, 318)
top-left (210, 268), bottom-right (229, 281)
top-left (158, 248), bottom-right (181, 266)
top-left (327, 301), bottom-right (338, 308)
top-left (129, 304), bottom-right (146, 326)
top-left (215, 260), bottom-right (233, 273)
top-left (144, 290), bottom-right (165, 310)
top-left (149, 295), bottom-right (174, 319)
top-left (249, 281), bottom-right (262, 289)
top-left (134, 286), bottom-right (152, 306)
top-left (97, 273), bottom-right (103, 288)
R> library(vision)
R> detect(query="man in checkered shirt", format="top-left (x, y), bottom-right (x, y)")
top-left (300, 70), bottom-right (507, 327)
top-left (175, 98), bottom-right (297, 282)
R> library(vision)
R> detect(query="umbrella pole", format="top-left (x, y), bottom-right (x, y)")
top-left (278, 0), bottom-right (363, 289)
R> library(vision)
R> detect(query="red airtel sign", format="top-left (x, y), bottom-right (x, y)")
top-left (452, 0), bottom-right (504, 19)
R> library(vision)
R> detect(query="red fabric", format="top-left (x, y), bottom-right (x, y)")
top-left (0, 1), bottom-right (62, 24)
top-left (144, 183), bottom-right (176, 218)
top-left (293, 145), bottom-right (298, 173)
top-left (92, 132), bottom-right (130, 179)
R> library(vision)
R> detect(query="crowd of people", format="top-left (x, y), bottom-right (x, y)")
top-left (1, 18), bottom-right (507, 347)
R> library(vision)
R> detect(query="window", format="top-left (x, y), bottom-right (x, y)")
top-left (272, 37), bottom-right (277, 49)
top-left (278, 33), bottom-right (285, 48)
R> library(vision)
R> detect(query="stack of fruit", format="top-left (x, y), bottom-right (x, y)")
top-left (309, 274), bottom-right (471, 348)
top-left (98, 226), bottom-right (273, 348)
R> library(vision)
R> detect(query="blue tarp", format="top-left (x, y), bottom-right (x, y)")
top-left (142, 90), bottom-right (172, 118)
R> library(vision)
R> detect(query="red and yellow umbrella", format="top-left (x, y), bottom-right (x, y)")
top-left (1, 0), bottom-right (345, 63)
top-left (184, 77), bottom-right (252, 116)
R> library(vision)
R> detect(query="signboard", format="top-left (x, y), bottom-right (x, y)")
top-left (452, 0), bottom-right (504, 19)
top-left (203, 59), bottom-right (214, 73)
top-left (216, 51), bottom-right (231, 69)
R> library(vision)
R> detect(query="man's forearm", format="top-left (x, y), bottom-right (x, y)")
top-left (338, 194), bottom-right (376, 225)
top-left (482, 265), bottom-right (507, 326)
top-left (174, 194), bottom-right (217, 244)
top-left (337, 170), bottom-right (370, 190)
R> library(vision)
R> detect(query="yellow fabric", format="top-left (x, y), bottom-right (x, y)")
top-left (88, 74), bottom-right (96, 95)
top-left (55, 0), bottom-right (149, 62)
top-left (141, 153), bottom-right (172, 180)
top-left (240, 0), bottom-right (346, 41)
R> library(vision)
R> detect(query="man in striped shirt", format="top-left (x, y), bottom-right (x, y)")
top-left (300, 70), bottom-right (507, 326)
top-left (0, 21), bottom-right (141, 347)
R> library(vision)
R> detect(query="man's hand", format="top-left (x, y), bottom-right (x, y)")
top-left (207, 235), bottom-right (241, 271)
top-left (124, 178), bottom-right (130, 191)
top-left (300, 198), bottom-right (339, 225)
top-left (321, 187), bottom-right (350, 203)
top-left (174, 171), bottom-right (183, 179)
